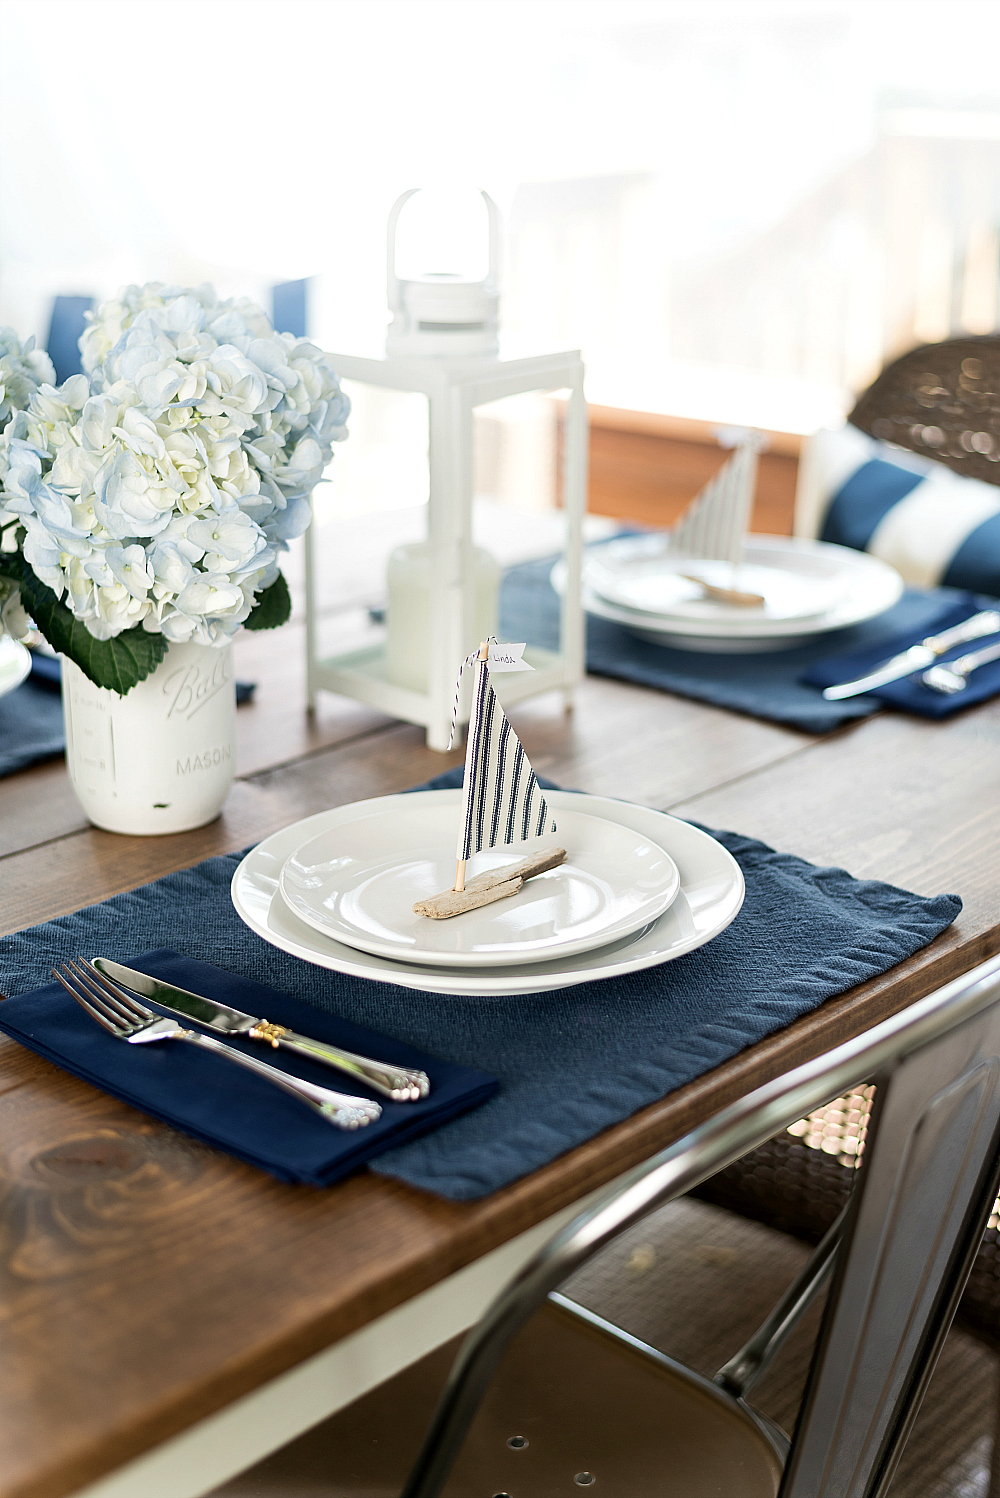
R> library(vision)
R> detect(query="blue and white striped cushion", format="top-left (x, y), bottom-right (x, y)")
top-left (795, 426), bottom-right (1000, 595)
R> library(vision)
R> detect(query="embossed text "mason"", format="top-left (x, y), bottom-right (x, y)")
top-left (163, 656), bottom-right (234, 721)
top-left (177, 745), bottom-right (232, 775)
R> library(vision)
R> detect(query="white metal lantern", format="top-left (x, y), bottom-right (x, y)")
top-left (306, 189), bottom-right (588, 751)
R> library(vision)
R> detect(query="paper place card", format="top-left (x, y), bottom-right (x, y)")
top-left (488, 642), bottom-right (534, 672)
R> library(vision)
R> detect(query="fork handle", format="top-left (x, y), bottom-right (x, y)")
top-left (952, 639), bottom-right (1000, 676)
top-left (179, 1032), bottom-right (382, 1129)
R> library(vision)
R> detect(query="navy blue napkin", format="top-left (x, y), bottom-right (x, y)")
top-left (0, 768), bottom-right (961, 1200)
top-left (0, 949), bottom-right (498, 1186)
top-left (801, 599), bottom-right (1000, 718)
top-left (0, 654), bottom-right (257, 780)
top-left (500, 554), bottom-right (988, 734)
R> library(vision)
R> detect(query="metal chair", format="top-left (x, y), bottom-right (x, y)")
top-left (216, 953), bottom-right (1000, 1496)
top-left (45, 294), bottom-right (93, 383)
top-left (395, 955), bottom-right (1000, 1497)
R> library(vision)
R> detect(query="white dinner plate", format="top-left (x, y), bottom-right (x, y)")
top-left (586, 541), bottom-right (838, 624)
top-left (0, 637), bottom-right (31, 698)
top-left (231, 791), bottom-right (745, 997)
top-left (554, 536), bottom-right (903, 653)
top-left (279, 804), bottom-right (681, 968)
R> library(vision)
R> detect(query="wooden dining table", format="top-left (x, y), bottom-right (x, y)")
top-left (1, 613), bottom-right (998, 1498)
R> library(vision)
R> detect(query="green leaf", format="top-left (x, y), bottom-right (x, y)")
top-left (243, 571), bottom-right (291, 631)
top-left (19, 567), bottom-right (168, 695)
top-left (0, 550), bottom-right (22, 585)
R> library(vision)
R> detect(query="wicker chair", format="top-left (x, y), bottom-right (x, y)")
top-left (692, 1091), bottom-right (1000, 1353)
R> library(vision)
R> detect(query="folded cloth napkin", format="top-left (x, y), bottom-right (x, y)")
top-left (801, 598), bottom-right (1000, 717)
top-left (0, 949), bottom-right (498, 1186)
top-left (500, 555), bottom-right (990, 734)
top-left (0, 654), bottom-right (256, 780)
top-left (0, 768), bottom-right (961, 1200)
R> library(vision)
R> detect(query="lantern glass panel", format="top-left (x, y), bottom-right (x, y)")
top-left (306, 379), bottom-right (430, 666)
top-left (471, 389), bottom-right (565, 664)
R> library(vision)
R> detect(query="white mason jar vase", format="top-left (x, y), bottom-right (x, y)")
top-left (61, 640), bottom-right (236, 835)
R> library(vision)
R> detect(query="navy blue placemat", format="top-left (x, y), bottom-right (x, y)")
top-left (0, 655), bottom-right (257, 780)
top-left (0, 949), bottom-right (497, 1187)
top-left (500, 554), bottom-right (991, 734)
top-left (0, 766), bottom-right (960, 1199)
top-left (802, 601), bottom-right (1000, 718)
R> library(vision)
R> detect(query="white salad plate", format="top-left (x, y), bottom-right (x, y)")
top-left (0, 637), bottom-right (31, 698)
top-left (231, 790), bottom-right (745, 997)
top-left (278, 803), bottom-right (681, 968)
top-left (586, 541), bottom-right (837, 624)
top-left (554, 536), bottom-right (903, 653)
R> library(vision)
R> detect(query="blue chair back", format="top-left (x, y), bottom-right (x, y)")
top-left (46, 295), bottom-right (94, 384)
top-left (271, 279), bottom-right (308, 338)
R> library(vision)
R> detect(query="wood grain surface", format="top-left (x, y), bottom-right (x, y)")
top-left (0, 645), bottom-right (997, 1498)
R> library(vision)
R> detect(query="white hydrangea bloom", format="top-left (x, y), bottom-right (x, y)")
top-left (0, 283), bottom-right (349, 647)
top-left (0, 328), bottom-right (56, 428)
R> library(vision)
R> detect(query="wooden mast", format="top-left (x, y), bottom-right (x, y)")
top-left (454, 640), bottom-right (491, 892)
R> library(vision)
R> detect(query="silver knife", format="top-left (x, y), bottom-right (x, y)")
top-left (90, 958), bottom-right (430, 1102)
top-left (822, 610), bottom-right (1000, 700)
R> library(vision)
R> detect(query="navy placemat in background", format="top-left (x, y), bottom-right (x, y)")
top-left (0, 654), bottom-right (257, 780)
top-left (0, 950), bottom-right (497, 1187)
top-left (802, 600), bottom-right (1000, 718)
top-left (0, 677), bottom-right (65, 777)
top-left (0, 767), bottom-right (961, 1199)
top-left (500, 554), bottom-right (996, 733)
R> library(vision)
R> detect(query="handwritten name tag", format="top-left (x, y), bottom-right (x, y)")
top-left (488, 642), bottom-right (534, 672)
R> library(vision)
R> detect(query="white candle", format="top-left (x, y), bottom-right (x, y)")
top-left (386, 542), bottom-right (500, 693)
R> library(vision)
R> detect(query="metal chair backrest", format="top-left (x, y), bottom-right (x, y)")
top-left (46, 295), bottom-right (93, 384)
top-left (400, 953), bottom-right (1000, 1498)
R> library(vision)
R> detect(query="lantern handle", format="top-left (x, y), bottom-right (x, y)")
top-left (388, 189), bottom-right (502, 312)
top-left (387, 188), bottom-right (420, 315)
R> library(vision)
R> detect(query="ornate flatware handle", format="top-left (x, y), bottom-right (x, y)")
top-left (249, 1023), bottom-right (430, 1102)
top-left (181, 1031), bottom-right (382, 1130)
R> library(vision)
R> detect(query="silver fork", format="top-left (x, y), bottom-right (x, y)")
top-left (54, 959), bottom-right (382, 1131)
top-left (922, 639), bottom-right (1000, 695)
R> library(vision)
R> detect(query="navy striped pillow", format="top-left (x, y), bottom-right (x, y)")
top-left (796, 427), bottom-right (1000, 595)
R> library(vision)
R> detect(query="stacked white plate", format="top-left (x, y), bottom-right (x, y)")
top-left (554, 534), bottom-right (903, 653)
top-left (231, 789), bottom-right (745, 997)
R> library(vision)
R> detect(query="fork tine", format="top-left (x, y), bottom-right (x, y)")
top-left (63, 959), bottom-right (138, 1025)
top-left (68, 959), bottom-right (153, 1024)
top-left (53, 967), bottom-right (126, 1036)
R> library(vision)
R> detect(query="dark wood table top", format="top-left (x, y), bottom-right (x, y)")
top-left (2, 621), bottom-right (997, 1498)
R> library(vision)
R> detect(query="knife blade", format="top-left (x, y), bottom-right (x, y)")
top-left (90, 958), bottom-right (430, 1101)
top-left (822, 609), bottom-right (1000, 700)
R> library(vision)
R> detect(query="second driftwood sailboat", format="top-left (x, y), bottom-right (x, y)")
top-left (414, 641), bottom-right (567, 920)
top-left (667, 436), bottom-right (765, 606)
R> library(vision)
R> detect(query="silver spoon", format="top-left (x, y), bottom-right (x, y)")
top-left (922, 639), bottom-right (1000, 694)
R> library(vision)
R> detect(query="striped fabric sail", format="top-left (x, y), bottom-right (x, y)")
top-left (457, 660), bottom-right (556, 861)
top-left (669, 442), bottom-right (757, 565)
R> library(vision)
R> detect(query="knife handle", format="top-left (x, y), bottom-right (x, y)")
top-left (251, 1025), bottom-right (430, 1102)
top-left (925, 610), bottom-right (1000, 654)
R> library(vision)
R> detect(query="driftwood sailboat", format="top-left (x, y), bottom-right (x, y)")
top-left (668, 437), bottom-right (765, 606)
top-left (414, 641), bottom-right (566, 920)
